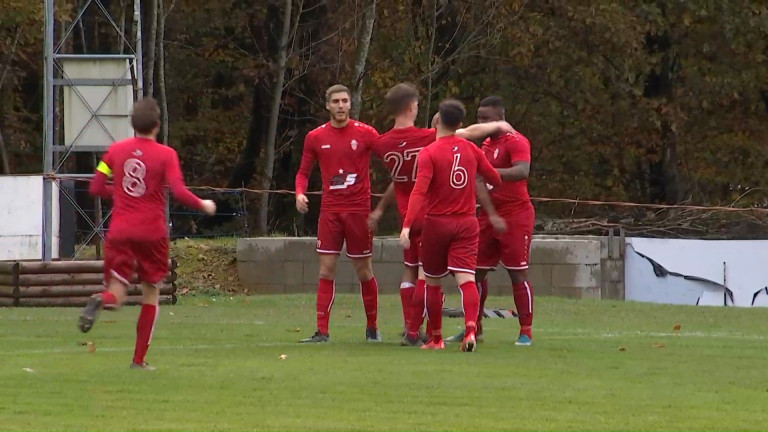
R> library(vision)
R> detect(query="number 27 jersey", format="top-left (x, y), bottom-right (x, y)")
top-left (372, 126), bottom-right (437, 217)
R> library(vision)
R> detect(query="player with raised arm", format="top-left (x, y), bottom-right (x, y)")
top-left (368, 83), bottom-right (513, 344)
top-left (79, 97), bottom-right (217, 370)
top-left (294, 84), bottom-right (381, 343)
top-left (446, 96), bottom-right (536, 346)
top-left (399, 99), bottom-right (502, 352)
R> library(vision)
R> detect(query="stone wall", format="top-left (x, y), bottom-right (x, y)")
top-left (237, 235), bottom-right (624, 300)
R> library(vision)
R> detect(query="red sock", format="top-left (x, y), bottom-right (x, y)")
top-left (477, 278), bottom-right (489, 329)
top-left (513, 281), bottom-right (533, 328)
top-left (133, 304), bottom-right (158, 365)
top-left (361, 277), bottom-right (378, 329)
top-left (316, 278), bottom-right (335, 334)
top-left (101, 290), bottom-right (117, 307)
top-left (459, 281), bottom-right (479, 335)
top-left (407, 279), bottom-right (426, 336)
top-left (399, 282), bottom-right (415, 330)
top-left (426, 285), bottom-right (443, 342)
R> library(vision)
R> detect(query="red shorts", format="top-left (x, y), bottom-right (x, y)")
top-left (403, 214), bottom-right (424, 267)
top-left (316, 211), bottom-right (373, 258)
top-left (419, 215), bottom-right (479, 278)
top-left (104, 237), bottom-right (169, 285)
top-left (477, 212), bottom-right (534, 270)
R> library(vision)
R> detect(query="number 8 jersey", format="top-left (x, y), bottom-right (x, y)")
top-left (295, 121), bottom-right (379, 213)
top-left (93, 137), bottom-right (203, 240)
top-left (371, 126), bottom-right (437, 218)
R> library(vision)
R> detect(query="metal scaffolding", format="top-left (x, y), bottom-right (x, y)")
top-left (43, 0), bottom-right (144, 261)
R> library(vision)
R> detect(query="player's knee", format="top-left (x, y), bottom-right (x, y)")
top-left (508, 269), bottom-right (527, 284)
top-left (141, 282), bottom-right (160, 305)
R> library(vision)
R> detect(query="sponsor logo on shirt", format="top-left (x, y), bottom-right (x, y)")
top-left (321, 144), bottom-right (331, 149)
top-left (351, 139), bottom-right (358, 150)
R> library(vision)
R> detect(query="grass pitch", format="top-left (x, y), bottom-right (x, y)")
top-left (2, 294), bottom-right (767, 431)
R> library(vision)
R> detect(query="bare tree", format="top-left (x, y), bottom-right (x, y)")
top-left (157, 0), bottom-right (174, 144)
top-left (423, 0), bottom-right (437, 127)
top-left (0, 26), bottom-right (21, 174)
top-left (144, 0), bottom-right (158, 96)
top-left (350, 0), bottom-right (376, 120)
top-left (259, 0), bottom-right (294, 234)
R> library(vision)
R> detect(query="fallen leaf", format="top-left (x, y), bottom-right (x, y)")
top-left (279, 354), bottom-right (287, 360)
top-left (673, 324), bottom-right (681, 331)
top-left (169, 312), bottom-right (175, 316)
top-left (87, 342), bottom-right (96, 353)
top-left (618, 346), bottom-right (627, 352)
top-left (22, 368), bottom-right (34, 373)
top-left (293, 327), bottom-right (301, 332)
top-left (651, 342), bottom-right (666, 349)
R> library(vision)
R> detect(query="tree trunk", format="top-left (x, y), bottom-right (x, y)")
top-left (259, 0), bottom-right (293, 234)
top-left (423, 0), bottom-right (437, 127)
top-left (0, 129), bottom-right (9, 174)
top-left (118, 0), bottom-right (127, 54)
top-left (144, 0), bottom-right (158, 96)
top-left (157, 0), bottom-right (169, 144)
top-left (349, 0), bottom-right (376, 120)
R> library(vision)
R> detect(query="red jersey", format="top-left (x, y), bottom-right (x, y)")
top-left (295, 121), bottom-right (379, 213)
top-left (480, 132), bottom-right (533, 216)
top-left (372, 126), bottom-right (436, 217)
top-left (89, 137), bottom-right (203, 240)
top-left (403, 135), bottom-right (502, 228)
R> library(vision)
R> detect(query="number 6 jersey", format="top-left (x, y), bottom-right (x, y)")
top-left (295, 121), bottom-right (380, 213)
top-left (90, 137), bottom-right (203, 240)
top-left (403, 135), bottom-right (502, 229)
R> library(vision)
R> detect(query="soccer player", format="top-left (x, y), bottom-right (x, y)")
top-left (368, 83), bottom-right (513, 343)
top-left (79, 97), bottom-right (217, 370)
top-left (447, 96), bottom-right (535, 346)
top-left (399, 99), bottom-right (502, 352)
top-left (295, 84), bottom-right (381, 343)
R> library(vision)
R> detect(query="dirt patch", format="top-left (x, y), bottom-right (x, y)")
top-left (171, 238), bottom-right (243, 295)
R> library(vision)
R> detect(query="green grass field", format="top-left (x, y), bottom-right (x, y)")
top-left (2, 294), bottom-right (767, 431)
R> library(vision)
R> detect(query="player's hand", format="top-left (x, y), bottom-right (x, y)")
top-left (489, 214), bottom-right (507, 233)
top-left (296, 194), bottom-right (309, 214)
top-left (367, 208), bottom-right (383, 232)
top-left (498, 121), bottom-right (517, 135)
top-left (399, 228), bottom-right (411, 249)
top-left (200, 200), bottom-right (217, 216)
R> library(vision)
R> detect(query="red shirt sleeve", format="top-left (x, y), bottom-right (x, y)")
top-left (475, 145), bottom-right (502, 187)
top-left (295, 133), bottom-right (316, 195)
top-left (89, 149), bottom-right (114, 199)
top-left (165, 149), bottom-right (204, 210)
top-left (403, 149), bottom-right (433, 229)
top-left (507, 134), bottom-right (531, 163)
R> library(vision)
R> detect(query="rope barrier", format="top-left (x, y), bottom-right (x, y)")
top-left (16, 172), bottom-right (767, 214)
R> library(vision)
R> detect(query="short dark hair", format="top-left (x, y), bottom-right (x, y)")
top-left (478, 95), bottom-right (505, 116)
top-left (130, 97), bottom-right (160, 135)
top-left (438, 99), bottom-right (465, 130)
top-left (385, 83), bottom-right (419, 115)
top-left (325, 84), bottom-right (350, 102)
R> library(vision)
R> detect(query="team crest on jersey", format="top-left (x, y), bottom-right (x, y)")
top-left (351, 139), bottom-right (358, 150)
top-left (494, 148), bottom-right (499, 159)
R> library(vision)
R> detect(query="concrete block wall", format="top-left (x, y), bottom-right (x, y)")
top-left (237, 236), bottom-right (625, 300)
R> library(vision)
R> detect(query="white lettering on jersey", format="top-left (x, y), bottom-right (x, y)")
top-left (450, 153), bottom-right (468, 189)
top-left (122, 158), bottom-right (147, 197)
top-left (329, 173), bottom-right (358, 190)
